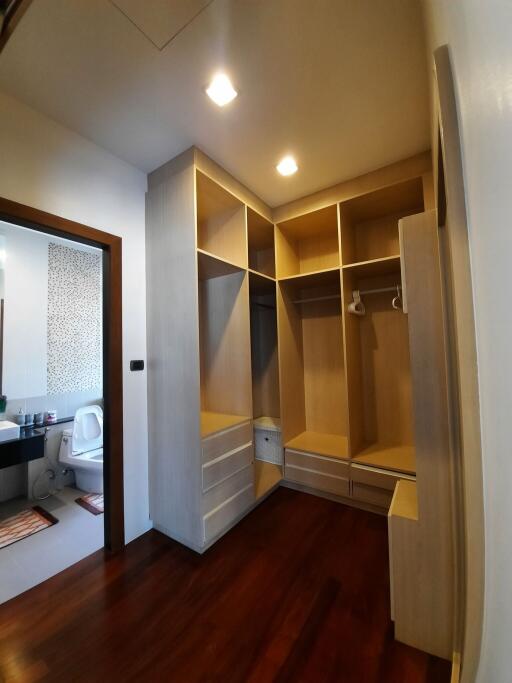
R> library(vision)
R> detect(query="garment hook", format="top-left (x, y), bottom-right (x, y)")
top-left (392, 285), bottom-right (403, 311)
top-left (348, 290), bottom-right (366, 316)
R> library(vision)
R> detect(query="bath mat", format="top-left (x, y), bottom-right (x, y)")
top-left (76, 493), bottom-right (104, 516)
top-left (0, 507), bottom-right (58, 550)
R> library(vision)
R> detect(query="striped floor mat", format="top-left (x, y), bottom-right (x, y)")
top-left (75, 493), bottom-right (104, 516)
top-left (0, 507), bottom-right (58, 550)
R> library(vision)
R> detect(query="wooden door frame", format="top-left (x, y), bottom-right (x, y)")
top-left (0, 196), bottom-right (125, 552)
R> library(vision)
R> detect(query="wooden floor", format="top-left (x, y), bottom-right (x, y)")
top-left (0, 488), bottom-right (451, 682)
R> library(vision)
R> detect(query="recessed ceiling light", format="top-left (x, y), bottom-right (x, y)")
top-left (276, 155), bottom-right (298, 176)
top-left (206, 73), bottom-right (238, 107)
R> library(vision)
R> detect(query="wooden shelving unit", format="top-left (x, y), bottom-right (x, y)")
top-left (146, 145), bottom-right (434, 556)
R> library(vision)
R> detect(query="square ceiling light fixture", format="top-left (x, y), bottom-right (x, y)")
top-left (206, 73), bottom-right (238, 107)
top-left (276, 155), bottom-right (298, 176)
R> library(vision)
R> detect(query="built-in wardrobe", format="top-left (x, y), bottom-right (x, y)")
top-left (146, 147), bottom-right (454, 661)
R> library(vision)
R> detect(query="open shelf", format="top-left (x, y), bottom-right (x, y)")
top-left (339, 178), bottom-right (424, 265)
top-left (285, 431), bottom-right (349, 460)
top-left (196, 170), bottom-right (247, 268)
top-left (254, 460), bottom-right (282, 500)
top-left (199, 269), bottom-right (252, 423)
top-left (198, 249), bottom-right (245, 280)
top-left (276, 205), bottom-right (339, 278)
top-left (278, 271), bottom-right (347, 452)
top-left (278, 266), bottom-right (340, 287)
top-left (201, 411), bottom-right (251, 438)
top-left (343, 266), bottom-right (415, 471)
top-left (248, 207), bottom-right (275, 278)
top-left (250, 273), bottom-right (280, 422)
top-left (342, 254), bottom-right (401, 278)
top-left (353, 443), bottom-right (416, 475)
top-left (389, 479), bottom-right (418, 520)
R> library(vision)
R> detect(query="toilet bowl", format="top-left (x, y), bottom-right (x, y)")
top-left (59, 405), bottom-right (103, 494)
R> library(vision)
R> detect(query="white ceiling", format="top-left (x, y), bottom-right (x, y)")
top-left (0, 0), bottom-right (430, 207)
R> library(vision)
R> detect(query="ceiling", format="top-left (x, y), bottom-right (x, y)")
top-left (0, 0), bottom-right (430, 207)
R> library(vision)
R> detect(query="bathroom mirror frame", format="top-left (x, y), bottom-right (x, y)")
top-left (0, 195), bottom-right (124, 552)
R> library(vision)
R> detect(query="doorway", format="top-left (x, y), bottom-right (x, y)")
top-left (0, 197), bottom-right (124, 590)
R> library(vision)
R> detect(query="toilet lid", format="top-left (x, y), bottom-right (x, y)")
top-left (73, 405), bottom-right (103, 454)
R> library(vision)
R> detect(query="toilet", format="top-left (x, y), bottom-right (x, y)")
top-left (59, 405), bottom-right (103, 494)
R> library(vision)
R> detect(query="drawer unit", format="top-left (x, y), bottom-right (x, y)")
top-left (203, 483), bottom-right (254, 544)
top-left (203, 465), bottom-right (254, 515)
top-left (202, 443), bottom-right (254, 491)
top-left (350, 464), bottom-right (416, 510)
top-left (284, 449), bottom-right (350, 497)
top-left (352, 482), bottom-right (394, 509)
top-left (201, 420), bottom-right (252, 464)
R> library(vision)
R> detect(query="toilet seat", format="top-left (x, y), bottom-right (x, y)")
top-left (72, 405), bottom-right (103, 454)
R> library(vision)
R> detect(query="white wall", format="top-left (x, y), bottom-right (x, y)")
top-left (0, 222), bottom-right (48, 399)
top-left (423, 2), bottom-right (512, 680)
top-left (0, 91), bottom-right (150, 543)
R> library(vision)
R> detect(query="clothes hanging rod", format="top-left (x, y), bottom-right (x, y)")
top-left (292, 294), bottom-right (340, 305)
top-left (357, 285), bottom-right (401, 296)
top-left (251, 302), bottom-right (276, 310)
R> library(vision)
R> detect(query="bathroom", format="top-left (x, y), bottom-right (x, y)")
top-left (0, 219), bottom-right (105, 603)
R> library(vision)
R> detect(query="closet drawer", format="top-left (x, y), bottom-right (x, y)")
top-left (352, 482), bottom-right (393, 509)
top-left (202, 444), bottom-right (254, 492)
top-left (285, 464), bottom-right (349, 497)
top-left (285, 449), bottom-right (349, 478)
top-left (203, 484), bottom-right (254, 544)
top-left (351, 464), bottom-right (414, 491)
top-left (203, 465), bottom-right (254, 515)
top-left (201, 421), bottom-right (252, 464)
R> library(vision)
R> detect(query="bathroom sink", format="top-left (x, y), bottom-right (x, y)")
top-left (0, 421), bottom-right (20, 443)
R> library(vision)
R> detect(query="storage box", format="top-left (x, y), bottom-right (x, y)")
top-left (254, 417), bottom-right (283, 465)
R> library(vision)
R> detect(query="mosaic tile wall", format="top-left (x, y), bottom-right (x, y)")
top-left (47, 243), bottom-right (102, 394)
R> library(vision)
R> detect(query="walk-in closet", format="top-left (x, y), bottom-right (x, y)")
top-left (146, 146), bottom-right (454, 662)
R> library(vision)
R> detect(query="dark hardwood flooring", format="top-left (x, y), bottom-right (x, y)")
top-left (0, 487), bottom-right (451, 682)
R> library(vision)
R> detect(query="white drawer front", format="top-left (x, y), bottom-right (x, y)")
top-left (202, 422), bottom-right (252, 464)
top-left (203, 465), bottom-right (254, 515)
top-left (203, 484), bottom-right (254, 544)
top-left (285, 464), bottom-right (349, 497)
top-left (202, 443), bottom-right (253, 492)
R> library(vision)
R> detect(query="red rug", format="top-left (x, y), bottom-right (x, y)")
top-left (0, 507), bottom-right (58, 549)
top-left (76, 493), bottom-right (104, 516)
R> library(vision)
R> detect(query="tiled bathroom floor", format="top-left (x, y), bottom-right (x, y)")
top-left (0, 486), bottom-right (104, 604)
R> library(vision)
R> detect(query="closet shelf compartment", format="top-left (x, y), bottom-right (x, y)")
top-left (196, 170), bottom-right (247, 267)
top-left (200, 411), bottom-right (251, 438)
top-left (197, 249), bottom-right (245, 280)
top-left (342, 255), bottom-right (401, 278)
top-left (254, 460), bottom-right (282, 500)
top-left (352, 443), bottom-right (416, 475)
top-left (247, 207), bottom-right (276, 278)
top-left (285, 431), bottom-right (349, 460)
top-left (276, 204), bottom-right (340, 278)
top-left (249, 269), bottom-right (276, 295)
